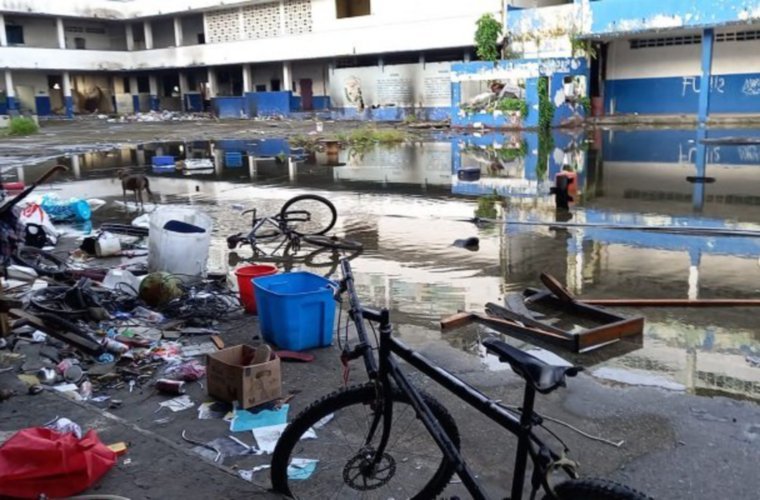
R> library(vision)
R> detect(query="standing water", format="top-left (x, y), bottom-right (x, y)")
top-left (7, 128), bottom-right (760, 401)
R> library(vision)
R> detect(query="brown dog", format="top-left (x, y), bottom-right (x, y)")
top-left (117, 170), bottom-right (154, 206)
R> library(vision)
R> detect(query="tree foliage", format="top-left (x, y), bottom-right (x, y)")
top-left (475, 14), bottom-right (503, 62)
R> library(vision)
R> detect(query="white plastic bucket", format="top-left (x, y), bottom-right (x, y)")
top-left (148, 207), bottom-right (213, 278)
top-left (95, 233), bottom-right (122, 257)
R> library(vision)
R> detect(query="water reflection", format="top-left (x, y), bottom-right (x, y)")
top-left (4, 128), bottom-right (760, 401)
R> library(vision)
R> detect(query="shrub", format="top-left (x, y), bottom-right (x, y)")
top-left (8, 116), bottom-right (39, 135)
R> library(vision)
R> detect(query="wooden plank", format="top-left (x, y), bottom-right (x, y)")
top-left (485, 302), bottom-right (568, 335)
top-left (539, 273), bottom-right (575, 303)
top-left (578, 317), bottom-right (645, 350)
top-left (9, 309), bottom-right (104, 356)
top-left (524, 288), bottom-right (625, 323)
top-left (440, 312), bottom-right (476, 331)
top-left (469, 312), bottom-right (576, 350)
top-left (581, 298), bottom-right (760, 307)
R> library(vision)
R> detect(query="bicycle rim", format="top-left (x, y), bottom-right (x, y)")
top-left (280, 194), bottom-right (337, 236)
top-left (271, 384), bottom-right (459, 500)
top-left (14, 247), bottom-right (67, 276)
top-left (30, 286), bottom-right (89, 316)
top-left (301, 234), bottom-right (363, 251)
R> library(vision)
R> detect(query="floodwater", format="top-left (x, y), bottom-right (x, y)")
top-left (6, 128), bottom-right (760, 402)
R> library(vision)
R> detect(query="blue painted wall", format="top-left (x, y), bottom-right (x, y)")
top-left (245, 91), bottom-right (292, 117)
top-left (290, 95), bottom-right (302, 112)
top-left (213, 97), bottom-right (246, 118)
top-left (0, 100), bottom-right (6, 114)
top-left (588, 0), bottom-right (760, 36)
top-left (34, 96), bottom-right (51, 116)
top-left (312, 96), bottom-right (331, 110)
top-left (64, 96), bottom-right (73, 118)
top-left (606, 73), bottom-right (760, 115)
top-left (185, 93), bottom-right (203, 112)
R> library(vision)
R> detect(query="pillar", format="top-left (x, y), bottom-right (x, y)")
top-left (698, 28), bottom-right (714, 126)
top-left (71, 154), bottom-right (81, 179)
top-left (56, 18), bottom-right (65, 49)
top-left (247, 154), bottom-right (257, 178)
top-left (688, 249), bottom-right (702, 300)
top-left (207, 67), bottom-right (217, 98)
top-left (463, 50), bottom-right (471, 62)
top-left (288, 157), bottom-right (297, 182)
top-left (148, 75), bottom-right (159, 111)
top-left (242, 64), bottom-right (252, 93)
top-left (178, 72), bottom-right (189, 110)
top-left (4, 70), bottom-right (17, 113)
top-left (15, 166), bottom-right (24, 184)
top-left (0, 14), bottom-right (6, 47)
top-left (130, 76), bottom-right (139, 112)
top-left (282, 61), bottom-right (292, 91)
top-left (62, 71), bottom-right (73, 118)
top-left (144, 21), bottom-right (154, 50)
top-left (173, 17), bottom-right (183, 47)
top-left (125, 24), bottom-right (134, 51)
top-left (693, 128), bottom-right (707, 212)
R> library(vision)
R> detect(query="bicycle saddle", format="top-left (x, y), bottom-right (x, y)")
top-left (482, 339), bottom-right (582, 394)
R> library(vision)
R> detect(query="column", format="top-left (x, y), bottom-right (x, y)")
top-left (15, 166), bottom-right (24, 184)
top-left (143, 21), bottom-right (154, 49)
top-left (242, 64), bottom-right (252, 93)
top-left (0, 14), bottom-right (7, 47)
top-left (279, 0), bottom-right (286, 36)
top-left (173, 17), bottom-right (184, 47)
top-left (282, 61), bottom-right (292, 91)
top-left (463, 50), bottom-right (471, 62)
top-left (697, 28), bottom-right (714, 126)
top-left (148, 74), bottom-right (159, 111)
top-left (4, 71), bottom-right (16, 112)
top-left (247, 154), bottom-right (257, 178)
top-left (56, 18), bottom-right (65, 49)
top-left (688, 249), bottom-right (702, 300)
top-left (693, 128), bottom-right (707, 212)
top-left (207, 67), bottom-right (217, 98)
top-left (62, 71), bottom-right (73, 118)
top-left (129, 75), bottom-right (139, 112)
top-left (178, 72), bottom-right (189, 111)
top-left (71, 154), bottom-right (81, 179)
top-left (125, 24), bottom-right (134, 51)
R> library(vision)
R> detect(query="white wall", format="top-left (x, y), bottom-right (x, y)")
top-left (151, 18), bottom-right (176, 48)
top-left (13, 70), bottom-right (50, 95)
top-left (0, 0), bottom-right (264, 19)
top-left (181, 15), bottom-right (204, 45)
top-left (4, 15), bottom-right (58, 48)
top-left (250, 63), bottom-right (282, 91)
top-left (291, 62), bottom-right (326, 96)
top-left (63, 20), bottom-right (126, 50)
top-left (606, 38), bottom-right (701, 80)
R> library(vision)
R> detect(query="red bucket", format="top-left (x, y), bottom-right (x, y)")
top-left (235, 264), bottom-right (278, 314)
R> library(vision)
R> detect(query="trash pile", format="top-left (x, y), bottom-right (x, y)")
top-left (115, 111), bottom-right (214, 123)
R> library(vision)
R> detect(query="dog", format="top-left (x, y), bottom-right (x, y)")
top-left (117, 170), bottom-right (154, 207)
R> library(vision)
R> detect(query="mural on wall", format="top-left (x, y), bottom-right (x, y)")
top-left (459, 79), bottom-right (526, 115)
top-left (330, 62), bottom-right (452, 112)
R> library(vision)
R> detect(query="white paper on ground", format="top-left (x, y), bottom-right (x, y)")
top-left (252, 424), bottom-right (316, 454)
top-left (159, 395), bottom-right (194, 412)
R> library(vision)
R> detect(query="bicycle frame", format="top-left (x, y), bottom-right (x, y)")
top-left (340, 259), bottom-right (566, 500)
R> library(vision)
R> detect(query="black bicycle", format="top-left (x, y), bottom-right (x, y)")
top-left (227, 194), bottom-right (362, 257)
top-left (270, 259), bottom-right (652, 500)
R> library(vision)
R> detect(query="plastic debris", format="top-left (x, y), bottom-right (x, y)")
top-left (288, 458), bottom-right (319, 480)
top-left (238, 465), bottom-right (271, 481)
top-left (251, 424), bottom-right (315, 454)
top-left (165, 359), bottom-right (206, 382)
top-left (45, 417), bottom-right (83, 439)
top-left (158, 395), bottom-right (194, 412)
top-left (40, 194), bottom-right (92, 222)
top-left (230, 404), bottom-right (288, 433)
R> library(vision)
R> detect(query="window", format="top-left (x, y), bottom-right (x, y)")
top-left (6, 25), bottom-right (24, 45)
top-left (123, 77), bottom-right (131, 93)
top-left (270, 79), bottom-right (281, 91)
top-left (197, 33), bottom-right (205, 44)
top-left (255, 84), bottom-right (267, 92)
top-left (336, 0), bottom-right (370, 19)
top-left (74, 37), bottom-right (86, 50)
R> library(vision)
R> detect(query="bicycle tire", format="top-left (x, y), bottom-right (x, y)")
top-left (543, 478), bottom-right (653, 500)
top-left (13, 247), bottom-right (67, 276)
top-left (30, 286), bottom-right (89, 316)
top-left (301, 234), bottom-right (363, 251)
top-left (303, 245), bottom-right (362, 269)
top-left (271, 384), bottom-right (460, 500)
top-left (279, 194), bottom-right (337, 236)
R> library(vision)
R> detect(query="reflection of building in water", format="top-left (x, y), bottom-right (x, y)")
top-left (333, 144), bottom-right (452, 187)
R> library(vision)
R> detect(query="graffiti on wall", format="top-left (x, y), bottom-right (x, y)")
top-left (741, 78), bottom-right (760, 96)
top-left (681, 76), bottom-right (726, 96)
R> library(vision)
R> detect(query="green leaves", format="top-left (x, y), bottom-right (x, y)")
top-left (475, 14), bottom-right (503, 62)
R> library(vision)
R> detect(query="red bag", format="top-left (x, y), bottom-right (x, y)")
top-left (0, 427), bottom-right (117, 498)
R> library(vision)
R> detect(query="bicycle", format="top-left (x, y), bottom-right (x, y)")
top-left (270, 259), bottom-right (653, 500)
top-left (226, 194), bottom-right (362, 259)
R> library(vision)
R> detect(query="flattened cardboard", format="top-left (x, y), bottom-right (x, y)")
top-left (206, 345), bottom-right (281, 409)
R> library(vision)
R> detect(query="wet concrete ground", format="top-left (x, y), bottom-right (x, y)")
top-left (1, 120), bottom-right (759, 498)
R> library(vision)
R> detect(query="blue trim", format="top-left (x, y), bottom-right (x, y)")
top-left (245, 91), bottom-right (292, 117)
top-left (132, 95), bottom-right (140, 113)
top-left (185, 93), bottom-right (203, 112)
top-left (290, 95), bottom-right (302, 112)
top-left (6, 96), bottom-right (18, 112)
top-left (698, 28), bottom-right (715, 124)
top-left (213, 97), bottom-right (245, 119)
top-left (34, 96), bottom-right (52, 116)
top-left (0, 99), bottom-right (6, 114)
top-left (311, 96), bottom-right (331, 110)
top-left (149, 95), bottom-right (160, 111)
top-left (523, 78), bottom-right (539, 128)
top-left (64, 96), bottom-right (74, 118)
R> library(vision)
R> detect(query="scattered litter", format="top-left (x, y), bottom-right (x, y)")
top-left (180, 342), bottom-right (217, 358)
top-left (158, 395), bottom-right (194, 412)
top-left (197, 401), bottom-right (232, 420)
top-left (252, 423), bottom-right (315, 454)
top-left (45, 417), bottom-right (82, 439)
top-left (165, 359), bottom-right (206, 381)
top-left (52, 383), bottom-right (79, 393)
top-left (238, 465), bottom-right (271, 482)
top-left (230, 404), bottom-right (288, 432)
top-left (288, 458), bottom-right (319, 480)
top-left (155, 379), bottom-right (186, 395)
top-left (181, 429), bottom-right (221, 462)
top-left (313, 413), bottom-right (334, 429)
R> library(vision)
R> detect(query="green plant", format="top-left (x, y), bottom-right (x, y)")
top-left (570, 36), bottom-right (597, 59)
top-left (474, 192), bottom-right (505, 219)
top-left (495, 97), bottom-right (528, 118)
top-left (403, 114), bottom-right (419, 124)
top-left (8, 116), bottom-right (39, 136)
top-left (348, 127), bottom-right (406, 145)
top-left (474, 13), bottom-right (503, 62)
top-left (537, 77), bottom-right (555, 130)
top-left (289, 134), bottom-right (319, 151)
top-left (576, 95), bottom-right (591, 114)
top-left (536, 130), bottom-right (554, 181)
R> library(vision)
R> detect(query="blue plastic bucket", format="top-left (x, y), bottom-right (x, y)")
top-left (253, 272), bottom-right (336, 351)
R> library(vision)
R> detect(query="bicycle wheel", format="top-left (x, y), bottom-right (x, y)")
top-left (543, 478), bottom-right (653, 500)
top-left (304, 245), bottom-right (362, 269)
top-left (271, 384), bottom-right (460, 500)
top-left (14, 247), bottom-right (67, 276)
top-left (301, 234), bottom-right (363, 251)
top-left (280, 194), bottom-right (337, 236)
top-left (31, 286), bottom-right (89, 316)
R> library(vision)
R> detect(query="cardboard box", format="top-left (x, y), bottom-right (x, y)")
top-left (206, 344), bottom-right (281, 409)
